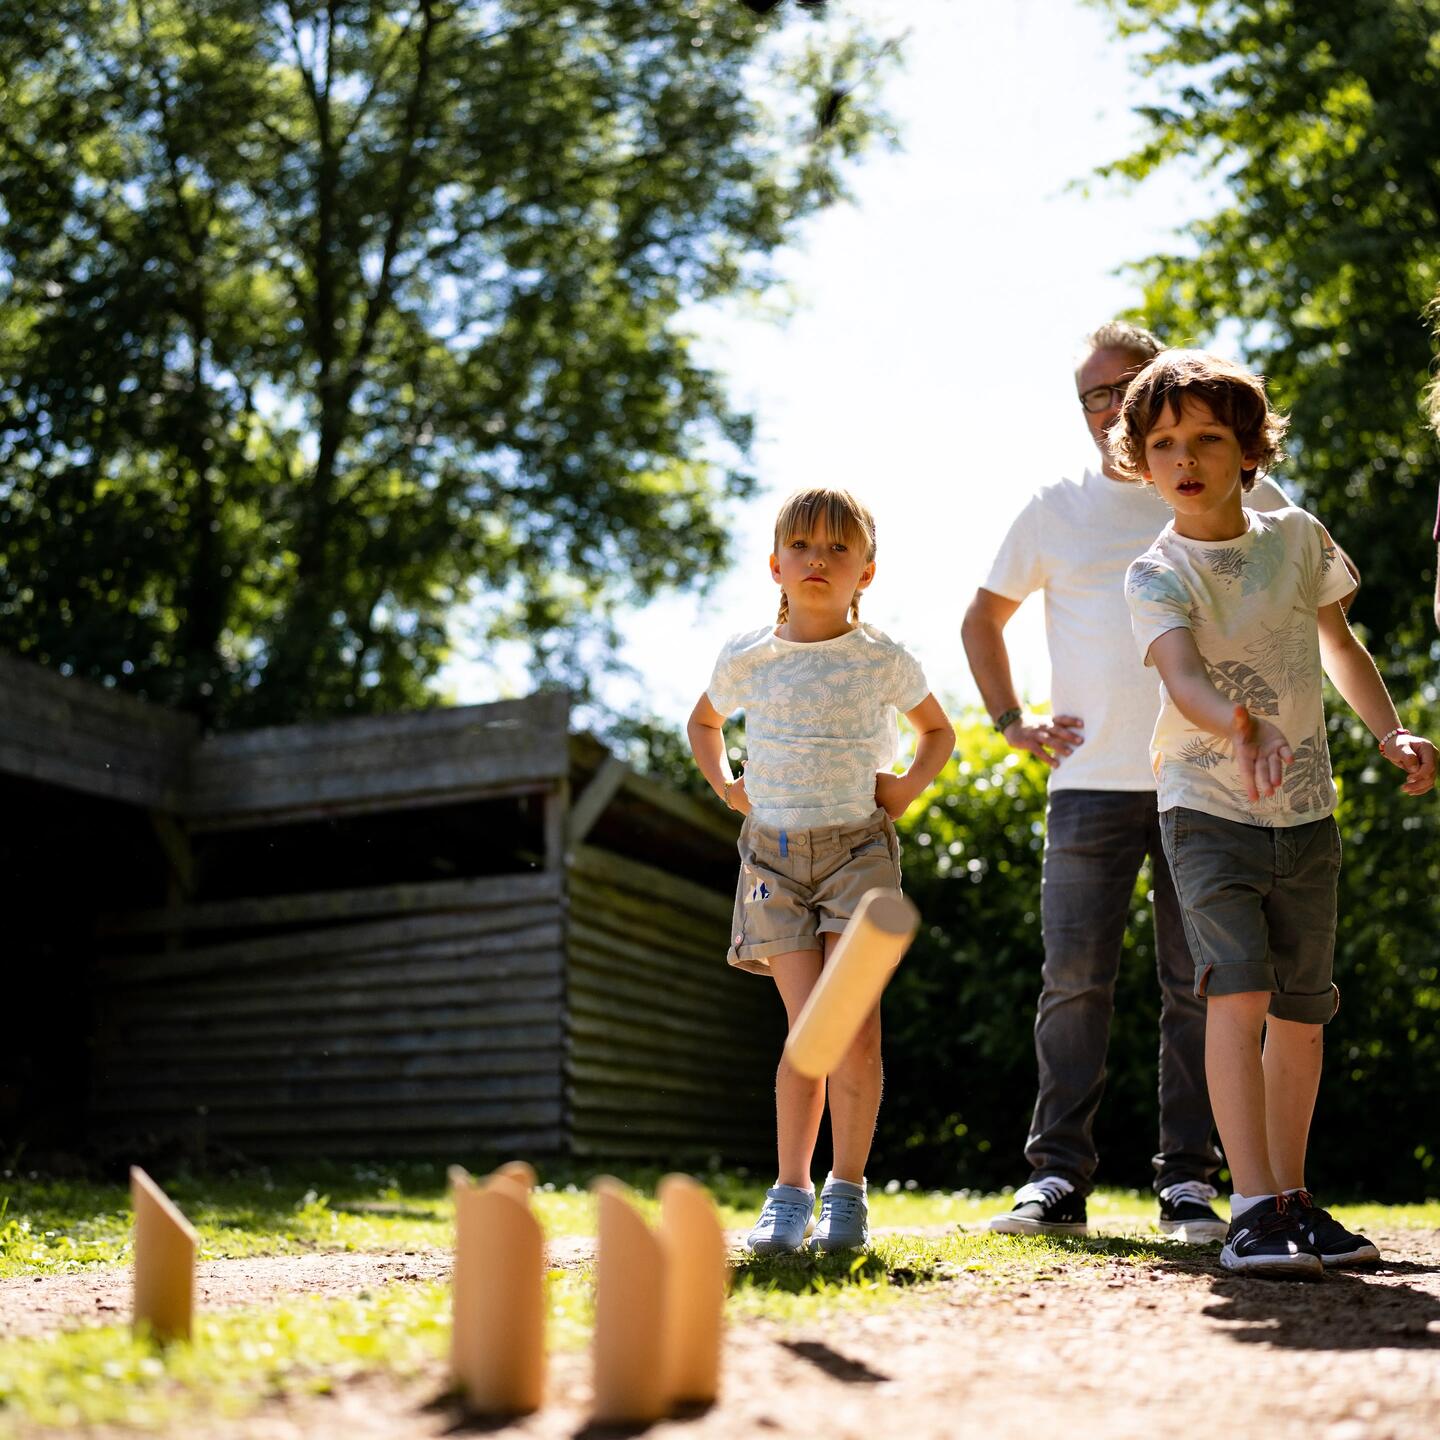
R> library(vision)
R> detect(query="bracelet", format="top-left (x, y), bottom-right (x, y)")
top-left (722, 777), bottom-right (737, 809)
top-left (993, 706), bottom-right (1022, 734)
top-left (1378, 726), bottom-right (1410, 753)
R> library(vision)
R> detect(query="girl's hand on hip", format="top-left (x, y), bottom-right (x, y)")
top-left (874, 771), bottom-right (914, 820)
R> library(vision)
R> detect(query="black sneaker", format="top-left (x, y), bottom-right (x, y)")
top-left (1290, 1190), bottom-right (1381, 1267)
top-left (987, 1176), bottom-right (1087, 1236)
top-left (1157, 1179), bottom-right (1228, 1244)
top-left (1219, 1195), bottom-right (1323, 1278)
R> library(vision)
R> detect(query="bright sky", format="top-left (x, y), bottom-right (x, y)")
top-left (444, 0), bottom-right (1208, 728)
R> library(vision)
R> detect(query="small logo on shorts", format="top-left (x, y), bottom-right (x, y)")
top-left (745, 878), bottom-right (771, 903)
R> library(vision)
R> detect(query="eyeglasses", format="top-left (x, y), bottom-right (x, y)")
top-left (1078, 383), bottom-right (1130, 414)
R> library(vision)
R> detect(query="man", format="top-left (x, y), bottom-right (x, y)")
top-left (962, 321), bottom-right (1359, 1240)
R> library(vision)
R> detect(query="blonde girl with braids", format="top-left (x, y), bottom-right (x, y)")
top-left (687, 486), bottom-right (953, 1255)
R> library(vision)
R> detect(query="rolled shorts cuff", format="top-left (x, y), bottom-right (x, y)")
top-left (727, 934), bottom-right (822, 974)
top-left (1268, 983), bottom-right (1340, 1025)
top-left (1197, 959), bottom-right (1276, 999)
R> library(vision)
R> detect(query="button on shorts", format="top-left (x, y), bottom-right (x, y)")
top-left (727, 808), bottom-right (902, 974)
top-left (1159, 806), bottom-right (1341, 1024)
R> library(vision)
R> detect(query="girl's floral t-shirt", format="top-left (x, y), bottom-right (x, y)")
top-left (1124, 505), bottom-right (1356, 828)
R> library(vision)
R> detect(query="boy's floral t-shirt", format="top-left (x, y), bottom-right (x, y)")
top-left (1125, 504), bottom-right (1356, 828)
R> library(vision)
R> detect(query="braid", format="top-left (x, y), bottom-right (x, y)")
top-left (850, 590), bottom-right (861, 624)
top-left (777, 590), bottom-right (789, 626)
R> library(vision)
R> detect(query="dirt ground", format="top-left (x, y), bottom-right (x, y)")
top-left (6, 1226), bottom-right (1440, 1440)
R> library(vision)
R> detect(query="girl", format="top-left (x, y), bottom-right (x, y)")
top-left (687, 487), bottom-right (953, 1253)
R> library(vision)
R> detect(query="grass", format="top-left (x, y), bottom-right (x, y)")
top-left (5, 1162), bottom-right (1438, 1280)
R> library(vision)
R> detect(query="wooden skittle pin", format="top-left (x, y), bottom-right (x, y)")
top-left (658, 1174), bottom-right (726, 1406)
top-left (130, 1167), bottom-right (198, 1342)
top-left (450, 1168), bottom-right (545, 1413)
top-left (784, 888), bottom-right (919, 1079)
top-left (592, 1177), bottom-right (668, 1425)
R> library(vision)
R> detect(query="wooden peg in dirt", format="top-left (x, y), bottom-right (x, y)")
top-left (592, 1177), bottom-right (669, 1424)
top-left (784, 888), bottom-right (919, 1079)
top-left (450, 1167), bottom-right (545, 1414)
top-left (658, 1173), bottom-right (726, 1406)
top-left (131, 1167), bottom-right (199, 1343)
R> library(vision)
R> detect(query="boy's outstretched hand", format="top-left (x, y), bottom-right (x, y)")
top-left (1232, 705), bottom-right (1294, 802)
top-left (1382, 731), bottom-right (1437, 797)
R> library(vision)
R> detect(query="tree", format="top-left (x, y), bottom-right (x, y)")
top-left (0, 1), bottom-right (896, 725)
top-left (1092, 0), bottom-right (1440, 681)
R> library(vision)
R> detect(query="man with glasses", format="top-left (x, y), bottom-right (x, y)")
top-left (961, 321), bottom-right (1359, 1240)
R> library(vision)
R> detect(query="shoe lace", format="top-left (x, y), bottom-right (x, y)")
top-left (820, 1192), bottom-right (865, 1224)
top-left (1250, 1196), bottom-right (1300, 1238)
top-left (1013, 1176), bottom-right (1075, 1207)
top-left (757, 1195), bottom-right (811, 1230)
top-left (1159, 1180), bottom-right (1218, 1206)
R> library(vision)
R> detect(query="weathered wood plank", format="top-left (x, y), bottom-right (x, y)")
top-left (569, 845), bottom-right (732, 923)
top-left (186, 1099), bottom-right (564, 1136)
top-left (99, 872), bottom-right (562, 938)
top-left (220, 1127), bottom-right (564, 1159)
top-left (99, 910), bottom-right (564, 984)
top-left (617, 766), bottom-right (738, 846)
top-left (566, 756), bottom-right (629, 848)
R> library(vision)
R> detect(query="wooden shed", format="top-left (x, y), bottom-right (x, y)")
top-left (0, 653), bottom-right (781, 1163)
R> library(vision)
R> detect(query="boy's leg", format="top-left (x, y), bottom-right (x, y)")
top-left (1261, 1016), bottom-right (1323, 1191)
top-left (770, 950), bottom-right (827, 1189)
top-left (1204, 990), bottom-right (1279, 1198)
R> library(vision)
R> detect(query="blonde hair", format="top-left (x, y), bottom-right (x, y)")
top-left (772, 487), bottom-right (877, 626)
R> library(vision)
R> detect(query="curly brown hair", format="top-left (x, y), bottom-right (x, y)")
top-left (1107, 349), bottom-right (1288, 490)
top-left (772, 487), bottom-right (876, 626)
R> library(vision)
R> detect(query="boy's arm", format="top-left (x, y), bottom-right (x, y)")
top-left (961, 587), bottom-right (1083, 766)
top-left (686, 692), bottom-right (748, 813)
top-left (1147, 629), bottom-right (1294, 801)
top-left (1317, 603), bottom-right (1436, 795)
top-left (875, 693), bottom-right (955, 819)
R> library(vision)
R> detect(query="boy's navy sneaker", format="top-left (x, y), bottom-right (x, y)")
top-left (1219, 1195), bottom-right (1323, 1278)
top-left (1290, 1190), bottom-right (1381, 1267)
top-left (810, 1176), bottom-right (869, 1252)
top-left (746, 1184), bottom-right (814, 1256)
top-left (1157, 1179), bottom-right (1228, 1244)
top-left (987, 1176), bottom-right (1087, 1236)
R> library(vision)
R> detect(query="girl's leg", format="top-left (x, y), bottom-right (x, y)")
top-left (1204, 990), bottom-right (1278, 1197)
top-left (822, 929), bottom-right (884, 1185)
top-left (770, 949), bottom-right (826, 1189)
top-left (1261, 1015), bottom-right (1323, 1191)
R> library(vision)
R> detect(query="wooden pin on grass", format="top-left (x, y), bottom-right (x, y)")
top-left (592, 1177), bottom-right (668, 1425)
top-left (658, 1173), bottom-right (726, 1408)
top-left (450, 1163), bottom-right (545, 1415)
top-left (784, 888), bottom-right (920, 1080)
top-left (130, 1167), bottom-right (199, 1343)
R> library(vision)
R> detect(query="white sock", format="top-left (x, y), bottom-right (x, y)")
top-left (1229, 1191), bottom-right (1277, 1216)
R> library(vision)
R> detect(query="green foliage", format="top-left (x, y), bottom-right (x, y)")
top-left (0, 1), bottom-right (899, 725)
top-left (1089, 0), bottom-right (1440, 684)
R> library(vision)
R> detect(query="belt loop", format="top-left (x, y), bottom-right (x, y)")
top-left (778, 829), bottom-right (788, 858)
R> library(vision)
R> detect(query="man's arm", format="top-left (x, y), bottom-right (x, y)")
top-left (961, 587), bottom-right (1082, 768)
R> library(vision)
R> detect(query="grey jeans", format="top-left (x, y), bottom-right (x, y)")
top-left (1026, 789), bottom-right (1220, 1195)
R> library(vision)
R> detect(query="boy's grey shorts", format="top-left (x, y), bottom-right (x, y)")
top-left (1159, 805), bottom-right (1341, 1024)
top-left (728, 808), bottom-right (902, 974)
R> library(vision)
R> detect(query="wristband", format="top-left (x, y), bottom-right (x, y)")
top-left (722, 777), bottom-right (737, 809)
top-left (1379, 726), bottom-right (1410, 754)
top-left (994, 706), bottom-right (1022, 734)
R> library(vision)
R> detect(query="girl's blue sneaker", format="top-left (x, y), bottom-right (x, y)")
top-left (746, 1184), bottom-right (815, 1256)
top-left (810, 1176), bottom-right (868, 1252)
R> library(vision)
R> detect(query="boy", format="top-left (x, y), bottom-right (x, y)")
top-left (1117, 349), bottom-right (1436, 1277)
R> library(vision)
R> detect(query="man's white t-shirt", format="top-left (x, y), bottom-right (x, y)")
top-left (982, 468), bottom-right (1290, 792)
top-left (1125, 506), bottom-right (1355, 827)
top-left (706, 622), bottom-right (930, 829)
